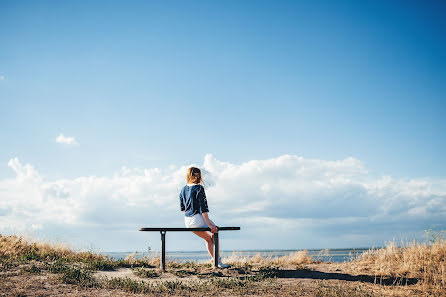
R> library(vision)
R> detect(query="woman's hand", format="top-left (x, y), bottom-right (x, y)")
top-left (202, 212), bottom-right (218, 233)
top-left (209, 224), bottom-right (218, 233)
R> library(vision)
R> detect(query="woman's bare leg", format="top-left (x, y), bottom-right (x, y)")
top-left (192, 231), bottom-right (214, 258)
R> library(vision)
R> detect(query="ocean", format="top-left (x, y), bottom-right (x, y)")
top-left (103, 248), bottom-right (370, 263)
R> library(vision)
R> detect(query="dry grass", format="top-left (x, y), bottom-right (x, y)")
top-left (1, 234), bottom-right (74, 259)
top-left (351, 239), bottom-right (446, 296)
top-left (316, 280), bottom-right (375, 297)
top-left (0, 234), bottom-right (104, 263)
top-left (0, 234), bottom-right (155, 271)
top-left (223, 250), bottom-right (313, 267)
top-left (2, 233), bottom-right (446, 296)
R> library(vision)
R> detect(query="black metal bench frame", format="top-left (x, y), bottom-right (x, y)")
top-left (139, 227), bottom-right (240, 270)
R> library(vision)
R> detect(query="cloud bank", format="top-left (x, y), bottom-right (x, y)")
top-left (56, 133), bottom-right (79, 145)
top-left (0, 154), bottom-right (445, 252)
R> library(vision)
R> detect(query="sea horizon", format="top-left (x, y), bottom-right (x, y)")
top-left (102, 247), bottom-right (374, 263)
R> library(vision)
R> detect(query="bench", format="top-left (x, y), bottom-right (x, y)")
top-left (139, 227), bottom-right (241, 270)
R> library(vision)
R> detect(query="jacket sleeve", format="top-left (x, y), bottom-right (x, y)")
top-left (179, 191), bottom-right (185, 211)
top-left (197, 186), bottom-right (209, 213)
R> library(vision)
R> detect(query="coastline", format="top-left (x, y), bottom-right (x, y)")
top-left (103, 248), bottom-right (372, 263)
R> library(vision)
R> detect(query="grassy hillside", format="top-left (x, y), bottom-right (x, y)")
top-left (1, 233), bottom-right (445, 296)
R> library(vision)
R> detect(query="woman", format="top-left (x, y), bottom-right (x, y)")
top-left (179, 167), bottom-right (229, 268)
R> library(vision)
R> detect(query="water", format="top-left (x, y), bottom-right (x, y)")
top-left (104, 248), bottom-right (370, 263)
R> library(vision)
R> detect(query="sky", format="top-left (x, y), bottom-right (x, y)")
top-left (0, 0), bottom-right (445, 253)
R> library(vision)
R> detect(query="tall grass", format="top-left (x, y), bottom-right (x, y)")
top-left (0, 234), bottom-right (108, 263)
top-left (0, 234), bottom-right (75, 261)
top-left (223, 250), bottom-right (313, 266)
top-left (0, 234), bottom-right (153, 270)
top-left (351, 239), bottom-right (446, 295)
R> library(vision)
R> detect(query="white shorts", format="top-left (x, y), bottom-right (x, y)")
top-left (184, 213), bottom-right (215, 228)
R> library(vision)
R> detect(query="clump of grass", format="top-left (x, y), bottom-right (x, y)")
top-left (272, 250), bottom-right (313, 265)
top-left (101, 276), bottom-right (152, 293)
top-left (167, 260), bottom-right (199, 269)
top-left (112, 257), bottom-right (157, 269)
top-left (102, 277), bottom-right (151, 293)
top-left (89, 257), bottom-right (122, 271)
top-left (132, 267), bottom-right (160, 278)
top-left (155, 280), bottom-right (191, 293)
top-left (257, 267), bottom-right (280, 279)
top-left (351, 238), bottom-right (446, 296)
top-left (59, 266), bottom-right (96, 286)
top-left (316, 280), bottom-right (376, 297)
top-left (0, 256), bottom-right (18, 270)
top-left (102, 277), bottom-right (195, 294)
top-left (171, 269), bottom-right (191, 277)
top-left (20, 263), bottom-right (42, 274)
top-left (47, 260), bottom-right (97, 287)
top-left (223, 250), bottom-right (313, 267)
top-left (119, 252), bottom-right (157, 268)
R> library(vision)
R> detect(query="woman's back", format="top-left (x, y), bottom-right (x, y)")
top-left (180, 184), bottom-right (209, 217)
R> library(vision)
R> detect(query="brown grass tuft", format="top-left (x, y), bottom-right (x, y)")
top-left (0, 234), bottom-right (75, 260)
top-left (0, 234), bottom-right (154, 270)
top-left (223, 250), bottom-right (313, 266)
top-left (351, 239), bottom-right (446, 296)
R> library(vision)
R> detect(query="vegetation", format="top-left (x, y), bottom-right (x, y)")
top-left (350, 236), bottom-right (446, 296)
top-left (132, 267), bottom-right (160, 278)
top-left (1, 232), bottom-right (445, 296)
top-left (223, 250), bottom-right (313, 266)
top-left (316, 281), bottom-right (376, 297)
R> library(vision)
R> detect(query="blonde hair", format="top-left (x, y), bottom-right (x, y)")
top-left (187, 167), bottom-right (202, 185)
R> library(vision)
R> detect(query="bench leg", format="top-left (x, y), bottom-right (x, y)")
top-left (160, 231), bottom-right (166, 271)
top-left (213, 232), bottom-right (219, 268)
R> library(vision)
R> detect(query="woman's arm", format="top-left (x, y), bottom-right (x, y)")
top-left (202, 212), bottom-right (218, 233)
top-left (197, 186), bottom-right (217, 232)
top-left (179, 191), bottom-right (185, 212)
top-left (197, 186), bottom-right (209, 213)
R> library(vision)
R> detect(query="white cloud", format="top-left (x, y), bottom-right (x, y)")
top-left (56, 133), bottom-right (79, 145)
top-left (0, 75), bottom-right (4, 80)
top-left (0, 154), bottom-right (445, 252)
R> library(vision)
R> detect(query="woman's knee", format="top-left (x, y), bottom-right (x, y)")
top-left (202, 232), bottom-right (212, 242)
top-left (205, 234), bottom-right (214, 244)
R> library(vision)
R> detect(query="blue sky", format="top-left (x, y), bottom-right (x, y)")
top-left (0, 0), bottom-right (445, 252)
